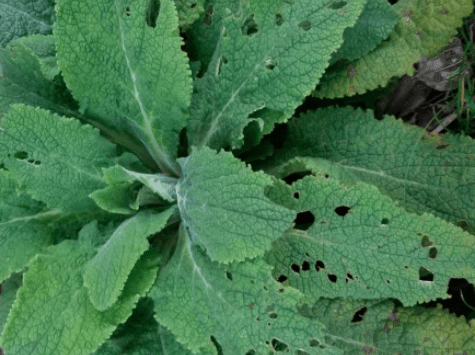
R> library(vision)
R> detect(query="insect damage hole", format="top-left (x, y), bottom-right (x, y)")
top-left (241, 14), bottom-right (259, 37)
top-left (297, 19), bottom-right (312, 31)
top-left (146, 0), bottom-right (160, 28)
top-left (351, 307), bottom-right (367, 323)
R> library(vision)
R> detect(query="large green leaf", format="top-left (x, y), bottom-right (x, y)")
top-left (54, 0), bottom-right (192, 177)
top-left (299, 298), bottom-right (475, 354)
top-left (148, 223), bottom-right (342, 354)
top-left (176, 145), bottom-right (296, 263)
top-left (263, 175), bottom-right (475, 306)
top-left (187, 0), bottom-right (367, 151)
top-left (255, 106), bottom-right (475, 228)
top-left (0, 105), bottom-right (117, 212)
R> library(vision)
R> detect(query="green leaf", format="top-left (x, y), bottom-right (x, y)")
top-left (90, 165), bottom-right (179, 214)
top-left (0, 36), bottom-right (76, 119)
top-left (0, 169), bottom-right (54, 283)
top-left (263, 175), bottom-right (475, 306)
top-left (255, 106), bottom-right (475, 228)
top-left (93, 298), bottom-right (218, 355)
top-left (0, 223), bottom-right (159, 355)
top-left (0, 273), bottom-right (22, 334)
top-left (0, 105), bottom-right (117, 212)
top-left (83, 207), bottom-right (177, 311)
top-left (176, 146), bottom-right (296, 263)
top-left (314, 0), bottom-right (474, 98)
top-left (148, 223), bottom-right (342, 354)
top-left (54, 0), bottom-right (193, 177)
top-left (187, 0), bottom-right (367, 151)
top-left (328, 0), bottom-right (399, 65)
top-left (175, 0), bottom-right (205, 28)
top-left (0, 0), bottom-right (55, 47)
top-left (299, 298), bottom-right (475, 354)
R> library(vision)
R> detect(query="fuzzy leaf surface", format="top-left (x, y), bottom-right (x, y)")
top-left (0, 105), bottom-right (117, 212)
top-left (0, 222), bottom-right (159, 355)
top-left (54, 0), bottom-right (192, 176)
top-left (300, 298), bottom-right (475, 354)
top-left (0, 0), bottom-right (55, 46)
top-left (256, 106), bottom-right (475, 227)
top-left (83, 208), bottom-right (176, 311)
top-left (263, 175), bottom-right (475, 306)
top-left (148, 224), bottom-right (342, 354)
top-left (176, 146), bottom-right (296, 263)
top-left (188, 0), bottom-right (367, 151)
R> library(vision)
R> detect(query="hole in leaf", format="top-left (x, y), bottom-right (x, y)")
top-left (315, 260), bottom-right (325, 271)
top-left (190, 2), bottom-right (197, 8)
top-left (335, 205), bottom-right (350, 217)
top-left (324, 173), bottom-right (330, 178)
top-left (291, 264), bottom-right (301, 273)
top-left (297, 19), bottom-right (312, 31)
top-left (277, 288), bottom-right (284, 294)
top-left (293, 191), bottom-right (299, 199)
top-left (276, 275), bottom-right (288, 282)
top-left (351, 307), bottom-right (367, 323)
top-left (346, 272), bottom-right (354, 280)
top-left (255, 316), bottom-right (260, 322)
top-left (264, 57), bottom-right (276, 70)
top-left (226, 270), bottom-right (233, 281)
top-left (419, 267), bottom-right (434, 281)
top-left (245, 350), bottom-right (256, 355)
top-left (271, 338), bottom-right (288, 351)
top-left (27, 159), bottom-right (41, 166)
top-left (420, 235), bottom-right (433, 247)
top-left (14, 151), bottom-right (28, 160)
top-left (275, 13), bottom-right (284, 26)
top-left (294, 211), bottom-right (315, 231)
top-left (428, 247), bottom-right (438, 259)
top-left (381, 218), bottom-right (389, 225)
top-left (210, 335), bottom-right (223, 354)
top-left (263, 285), bottom-right (268, 291)
top-left (203, 4), bottom-right (214, 26)
top-left (269, 312), bottom-right (278, 319)
top-left (386, 279), bottom-right (391, 284)
top-left (283, 171), bottom-right (312, 184)
top-left (301, 261), bottom-right (310, 271)
top-left (328, 274), bottom-right (337, 283)
top-left (146, 0), bottom-right (160, 28)
top-left (125, 6), bottom-right (131, 16)
top-left (327, 0), bottom-right (347, 9)
top-left (241, 14), bottom-right (259, 37)
top-left (217, 55), bottom-right (227, 76)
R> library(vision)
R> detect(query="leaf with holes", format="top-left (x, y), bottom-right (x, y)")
top-left (1, 0), bottom-right (475, 353)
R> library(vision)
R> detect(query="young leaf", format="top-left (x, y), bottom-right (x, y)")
top-left (176, 146), bottom-right (296, 263)
top-left (83, 207), bottom-right (177, 311)
top-left (0, 105), bottom-right (117, 212)
top-left (54, 0), bottom-right (193, 177)
top-left (148, 223), bottom-right (342, 355)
